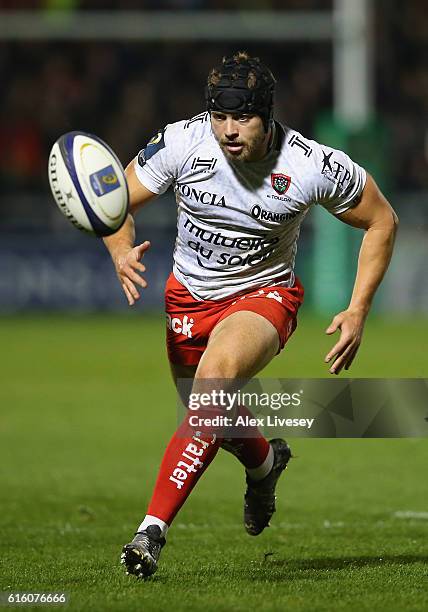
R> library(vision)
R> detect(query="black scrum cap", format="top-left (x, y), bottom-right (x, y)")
top-left (205, 55), bottom-right (276, 132)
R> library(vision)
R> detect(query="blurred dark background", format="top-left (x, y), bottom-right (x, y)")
top-left (0, 0), bottom-right (427, 313)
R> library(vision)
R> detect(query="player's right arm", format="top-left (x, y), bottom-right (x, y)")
top-left (104, 120), bottom-right (189, 304)
top-left (103, 160), bottom-right (157, 306)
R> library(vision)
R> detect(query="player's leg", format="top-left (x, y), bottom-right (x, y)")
top-left (168, 359), bottom-right (275, 483)
top-left (194, 310), bottom-right (293, 536)
top-left (192, 310), bottom-right (280, 476)
top-left (121, 359), bottom-right (210, 579)
top-left (121, 272), bottom-right (207, 578)
top-left (167, 357), bottom-right (278, 493)
top-left (195, 309), bottom-right (278, 379)
top-left (137, 361), bottom-right (206, 535)
top-left (167, 361), bottom-right (270, 474)
top-left (121, 313), bottom-right (279, 577)
top-left (132, 359), bottom-right (218, 537)
top-left (140, 312), bottom-right (279, 529)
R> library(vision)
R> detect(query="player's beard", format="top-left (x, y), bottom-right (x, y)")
top-left (219, 130), bottom-right (268, 162)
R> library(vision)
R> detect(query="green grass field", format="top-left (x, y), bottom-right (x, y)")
top-left (1, 313), bottom-right (427, 612)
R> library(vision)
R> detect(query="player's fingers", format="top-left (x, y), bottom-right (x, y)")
top-left (129, 260), bottom-right (146, 274)
top-left (118, 260), bottom-right (145, 279)
top-left (325, 314), bottom-right (343, 335)
top-left (123, 276), bottom-right (140, 301)
top-left (135, 241), bottom-right (151, 259)
top-left (344, 347), bottom-right (359, 371)
top-left (122, 283), bottom-right (134, 306)
top-left (325, 321), bottom-right (338, 335)
top-left (326, 336), bottom-right (354, 366)
top-left (325, 336), bottom-right (351, 363)
top-left (123, 266), bottom-right (147, 289)
top-left (329, 342), bottom-right (357, 375)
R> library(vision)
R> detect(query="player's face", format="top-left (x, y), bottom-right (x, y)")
top-left (211, 112), bottom-right (270, 162)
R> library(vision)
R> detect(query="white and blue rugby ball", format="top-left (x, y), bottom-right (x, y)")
top-left (48, 131), bottom-right (129, 237)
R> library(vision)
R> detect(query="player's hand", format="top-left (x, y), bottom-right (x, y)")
top-left (324, 308), bottom-right (366, 375)
top-left (113, 241), bottom-right (151, 306)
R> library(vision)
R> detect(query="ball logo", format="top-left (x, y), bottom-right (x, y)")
top-left (271, 173), bottom-right (291, 195)
top-left (89, 164), bottom-right (120, 197)
top-left (102, 173), bottom-right (118, 185)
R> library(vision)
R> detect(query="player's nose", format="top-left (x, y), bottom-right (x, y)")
top-left (224, 117), bottom-right (239, 139)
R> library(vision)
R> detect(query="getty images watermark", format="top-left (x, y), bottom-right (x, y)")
top-left (176, 378), bottom-right (428, 438)
top-left (186, 388), bottom-right (314, 430)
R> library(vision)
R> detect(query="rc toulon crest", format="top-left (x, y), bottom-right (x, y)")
top-left (271, 173), bottom-right (291, 195)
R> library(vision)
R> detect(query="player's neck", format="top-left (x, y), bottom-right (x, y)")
top-left (266, 121), bottom-right (276, 155)
top-left (253, 122), bottom-right (275, 162)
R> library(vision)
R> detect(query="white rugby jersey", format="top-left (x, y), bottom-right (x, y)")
top-left (134, 112), bottom-right (366, 300)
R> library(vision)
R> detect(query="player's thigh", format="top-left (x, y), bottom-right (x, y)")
top-left (195, 310), bottom-right (279, 381)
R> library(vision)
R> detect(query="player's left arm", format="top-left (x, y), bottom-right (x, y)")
top-left (325, 173), bottom-right (398, 374)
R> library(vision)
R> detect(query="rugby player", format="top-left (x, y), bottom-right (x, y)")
top-left (103, 52), bottom-right (398, 578)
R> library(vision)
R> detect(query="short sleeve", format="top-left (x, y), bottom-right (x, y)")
top-left (310, 143), bottom-right (367, 215)
top-left (134, 124), bottom-right (179, 195)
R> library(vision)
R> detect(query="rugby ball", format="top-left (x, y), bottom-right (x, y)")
top-left (48, 131), bottom-right (129, 237)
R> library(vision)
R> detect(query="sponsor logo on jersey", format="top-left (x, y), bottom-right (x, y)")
top-left (178, 183), bottom-right (226, 207)
top-left (321, 150), bottom-right (352, 187)
top-left (166, 313), bottom-right (194, 338)
top-left (184, 112), bottom-right (209, 129)
top-left (89, 164), bottom-right (120, 197)
top-left (198, 247), bottom-right (277, 270)
top-left (271, 173), bottom-right (291, 195)
top-left (137, 129), bottom-right (166, 167)
top-left (191, 156), bottom-right (217, 172)
top-left (288, 134), bottom-right (313, 157)
top-left (182, 216), bottom-right (280, 270)
top-left (184, 217), bottom-right (277, 250)
top-left (251, 204), bottom-right (300, 224)
top-left (267, 192), bottom-right (291, 202)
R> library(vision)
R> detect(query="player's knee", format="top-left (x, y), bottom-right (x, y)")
top-left (195, 357), bottom-right (240, 381)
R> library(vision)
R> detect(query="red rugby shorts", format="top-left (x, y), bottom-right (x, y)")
top-left (165, 273), bottom-right (304, 367)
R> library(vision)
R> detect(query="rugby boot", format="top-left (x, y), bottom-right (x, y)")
top-left (120, 525), bottom-right (166, 578)
top-left (244, 438), bottom-right (292, 536)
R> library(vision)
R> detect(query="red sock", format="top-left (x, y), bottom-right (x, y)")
top-left (146, 414), bottom-right (221, 525)
top-left (222, 405), bottom-right (270, 469)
